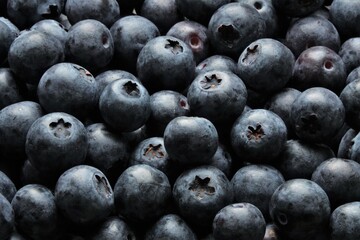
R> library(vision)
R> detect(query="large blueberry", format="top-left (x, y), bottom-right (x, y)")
top-left (231, 164), bottom-right (285, 220)
top-left (345, 131), bottom-right (360, 163)
top-left (330, 202), bottom-right (360, 240)
top-left (330, 0), bottom-right (360, 39)
top-left (0, 101), bottom-right (43, 161)
top-left (291, 87), bottom-right (345, 143)
top-left (0, 193), bottom-right (14, 240)
top-left (346, 66), bottom-right (360, 84)
top-left (337, 128), bottom-right (358, 158)
top-left (290, 46), bottom-right (346, 93)
top-left (195, 55), bottom-right (238, 76)
top-left (187, 70), bottom-right (247, 127)
top-left (0, 17), bottom-right (19, 65)
top-left (285, 16), bottom-right (341, 58)
top-left (147, 90), bottom-right (190, 136)
top-left (65, 0), bottom-right (120, 27)
top-left (208, 2), bottom-right (266, 59)
top-left (172, 165), bottom-right (233, 229)
top-left (110, 15), bottom-right (160, 73)
top-left (277, 140), bottom-right (335, 180)
top-left (114, 164), bottom-right (171, 223)
top-left (212, 203), bottom-right (266, 240)
top-left (85, 123), bottom-right (129, 184)
top-left (311, 158), bottom-right (360, 208)
top-left (25, 112), bottom-right (88, 177)
top-left (65, 19), bottom-right (114, 72)
top-left (8, 30), bottom-right (65, 84)
top-left (163, 116), bottom-right (219, 166)
top-left (339, 79), bottom-right (360, 130)
top-left (11, 184), bottom-right (58, 239)
top-left (167, 20), bottom-right (210, 63)
top-left (0, 68), bottom-right (25, 110)
top-left (137, 36), bottom-right (196, 93)
top-left (7, 0), bottom-right (62, 29)
top-left (339, 38), bottom-right (360, 74)
top-left (238, 38), bottom-right (295, 93)
top-left (144, 214), bottom-right (197, 240)
top-left (269, 179), bottom-right (331, 240)
top-left (99, 79), bottom-right (150, 133)
top-left (89, 216), bottom-right (136, 240)
top-left (37, 62), bottom-right (98, 121)
top-left (230, 109), bottom-right (287, 163)
top-left (55, 165), bottom-right (114, 225)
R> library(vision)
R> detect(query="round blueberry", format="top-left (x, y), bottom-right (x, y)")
top-left (55, 165), bottom-right (114, 225)
top-left (330, 202), bottom-right (360, 240)
top-left (0, 193), bottom-right (14, 240)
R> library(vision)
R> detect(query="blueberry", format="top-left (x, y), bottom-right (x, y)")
top-left (167, 20), bottom-right (210, 63)
top-left (172, 165), bottom-right (233, 229)
top-left (329, 0), bottom-right (360, 39)
top-left (129, 137), bottom-right (176, 181)
top-left (55, 165), bottom-right (114, 225)
top-left (11, 184), bottom-right (58, 239)
top-left (99, 79), bottom-right (151, 133)
top-left (144, 214), bottom-right (197, 240)
top-left (339, 79), bottom-right (360, 130)
top-left (7, 0), bottom-right (62, 29)
top-left (187, 70), bottom-right (247, 127)
top-left (175, 0), bottom-right (232, 26)
top-left (141, 0), bottom-right (182, 35)
top-left (30, 19), bottom-right (68, 46)
top-left (85, 123), bottom-right (129, 184)
top-left (65, 19), bottom-right (114, 72)
top-left (231, 164), bottom-right (284, 220)
top-left (264, 88), bottom-right (301, 136)
top-left (290, 46), bottom-right (346, 93)
top-left (0, 170), bottom-right (16, 202)
top-left (337, 128), bottom-right (358, 158)
top-left (147, 90), bottom-right (190, 136)
top-left (277, 139), bottom-right (335, 180)
top-left (330, 202), bottom-right (360, 240)
top-left (0, 101), bottom-right (43, 161)
top-left (37, 62), bottom-right (98, 121)
top-left (272, 0), bottom-right (324, 17)
top-left (163, 116), bottom-right (219, 166)
top-left (291, 87), bottom-right (345, 143)
top-left (114, 164), bottom-right (171, 223)
top-left (195, 55), bottom-right (238, 76)
top-left (208, 2), bottom-right (266, 59)
top-left (8, 30), bottom-right (65, 85)
top-left (64, 0), bottom-right (120, 27)
top-left (212, 203), bottom-right (266, 240)
top-left (0, 68), bottom-right (25, 109)
top-left (238, 38), bottom-right (295, 93)
top-left (346, 131), bottom-right (360, 163)
top-left (230, 109), bottom-right (287, 163)
top-left (0, 193), bottom-right (14, 240)
top-left (89, 216), bottom-right (136, 240)
top-left (136, 36), bottom-right (196, 93)
top-left (285, 16), bottom-right (341, 58)
top-left (338, 37), bottom-right (360, 74)
top-left (25, 112), bottom-right (88, 177)
top-left (110, 15), bottom-right (160, 73)
top-left (312, 158), bottom-right (360, 208)
top-left (269, 179), bottom-right (331, 240)
top-left (0, 17), bottom-right (19, 65)
top-left (208, 144), bottom-right (232, 178)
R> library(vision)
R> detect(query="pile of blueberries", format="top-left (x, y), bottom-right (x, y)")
top-left (1, 0), bottom-right (360, 239)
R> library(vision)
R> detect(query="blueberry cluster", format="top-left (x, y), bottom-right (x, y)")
top-left (1, 0), bottom-right (360, 239)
